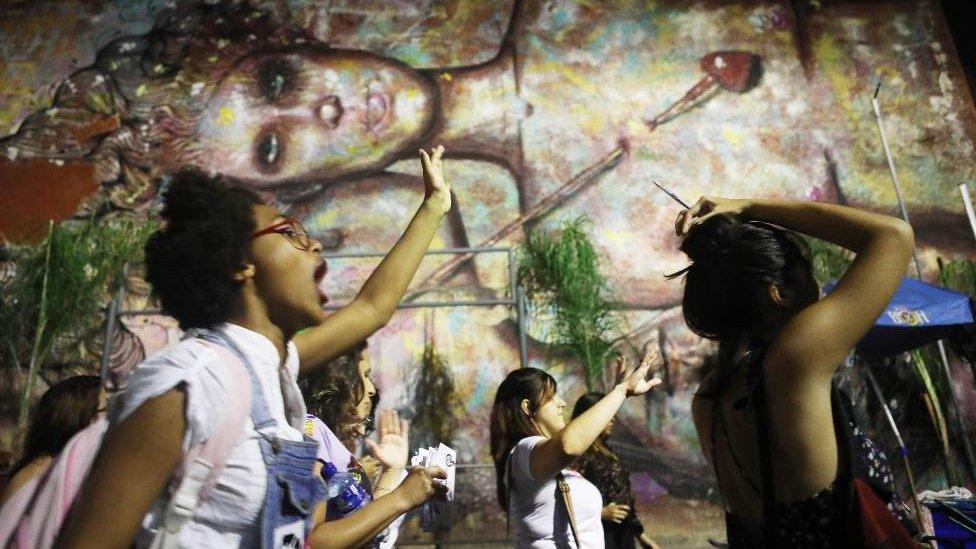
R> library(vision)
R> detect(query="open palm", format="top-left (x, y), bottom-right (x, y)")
top-left (365, 409), bottom-right (410, 469)
top-left (614, 350), bottom-right (662, 396)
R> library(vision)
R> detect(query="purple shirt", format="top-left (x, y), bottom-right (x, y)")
top-left (303, 414), bottom-right (355, 472)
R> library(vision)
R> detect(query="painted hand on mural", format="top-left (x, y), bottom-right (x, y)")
top-left (365, 409), bottom-right (410, 470)
top-left (419, 145), bottom-right (451, 215)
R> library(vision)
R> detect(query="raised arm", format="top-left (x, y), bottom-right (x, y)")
top-left (56, 388), bottom-right (186, 549)
top-left (677, 197), bottom-right (914, 380)
top-left (295, 146), bottom-right (451, 372)
top-left (529, 352), bottom-right (661, 480)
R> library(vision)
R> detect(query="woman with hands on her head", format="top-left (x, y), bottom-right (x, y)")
top-left (676, 196), bottom-right (917, 547)
top-left (490, 351), bottom-right (662, 548)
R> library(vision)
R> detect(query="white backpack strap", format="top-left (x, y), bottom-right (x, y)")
top-left (150, 342), bottom-right (253, 549)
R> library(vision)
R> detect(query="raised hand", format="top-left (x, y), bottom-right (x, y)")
top-left (674, 196), bottom-right (751, 237)
top-left (419, 145), bottom-right (451, 215)
top-left (364, 409), bottom-right (410, 470)
top-left (614, 350), bottom-right (662, 397)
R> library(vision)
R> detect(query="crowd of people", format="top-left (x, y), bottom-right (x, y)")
top-left (0, 144), bottom-right (924, 548)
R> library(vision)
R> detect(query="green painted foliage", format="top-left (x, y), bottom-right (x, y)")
top-left (411, 342), bottom-right (461, 448)
top-left (0, 216), bottom-right (157, 440)
top-left (803, 236), bottom-right (853, 286)
top-left (517, 217), bottom-right (620, 390)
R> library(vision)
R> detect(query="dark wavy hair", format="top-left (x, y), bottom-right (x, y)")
top-left (10, 375), bottom-right (102, 476)
top-left (670, 214), bottom-right (810, 393)
top-left (490, 368), bottom-right (557, 511)
top-left (299, 342), bottom-right (369, 452)
top-left (144, 168), bottom-right (262, 329)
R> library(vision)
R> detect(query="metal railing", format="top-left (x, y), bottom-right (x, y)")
top-left (100, 247), bottom-right (530, 381)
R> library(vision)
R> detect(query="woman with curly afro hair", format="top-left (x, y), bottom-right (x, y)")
top-left (58, 146), bottom-right (451, 548)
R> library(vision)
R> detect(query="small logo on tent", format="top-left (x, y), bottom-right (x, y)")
top-left (887, 307), bottom-right (930, 325)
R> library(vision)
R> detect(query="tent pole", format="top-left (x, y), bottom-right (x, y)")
top-left (865, 363), bottom-right (923, 523)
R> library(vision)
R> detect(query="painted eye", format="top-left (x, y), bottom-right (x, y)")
top-left (258, 58), bottom-right (295, 102)
top-left (256, 132), bottom-right (280, 168)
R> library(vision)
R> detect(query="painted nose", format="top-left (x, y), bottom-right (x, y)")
top-left (316, 95), bottom-right (343, 128)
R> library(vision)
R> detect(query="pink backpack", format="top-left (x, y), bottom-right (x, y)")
top-left (0, 340), bottom-right (253, 549)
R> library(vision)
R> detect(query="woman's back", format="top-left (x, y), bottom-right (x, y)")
top-left (693, 352), bottom-right (842, 545)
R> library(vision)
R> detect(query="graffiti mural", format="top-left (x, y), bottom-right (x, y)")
top-left (2, 0), bottom-right (975, 545)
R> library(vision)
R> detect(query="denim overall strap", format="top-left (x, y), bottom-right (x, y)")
top-left (194, 329), bottom-right (278, 437)
top-left (194, 329), bottom-right (325, 549)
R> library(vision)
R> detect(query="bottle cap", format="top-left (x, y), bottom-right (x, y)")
top-left (323, 461), bottom-right (338, 478)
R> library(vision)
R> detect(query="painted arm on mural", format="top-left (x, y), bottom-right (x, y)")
top-left (293, 146), bottom-right (452, 373)
top-left (676, 197), bottom-right (914, 382)
top-left (529, 352), bottom-right (661, 481)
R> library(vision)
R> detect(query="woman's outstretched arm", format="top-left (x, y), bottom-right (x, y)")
top-left (307, 466), bottom-right (446, 549)
top-left (529, 352), bottom-right (661, 480)
top-left (295, 146), bottom-right (451, 372)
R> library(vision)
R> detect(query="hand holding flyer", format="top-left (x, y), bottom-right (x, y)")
top-left (411, 443), bottom-right (456, 532)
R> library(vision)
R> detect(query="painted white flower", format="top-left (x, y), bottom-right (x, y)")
top-left (83, 263), bottom-right (97, 281)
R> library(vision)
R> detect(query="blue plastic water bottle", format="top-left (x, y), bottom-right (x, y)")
top-left (323, 462), bottom-right (369, 517)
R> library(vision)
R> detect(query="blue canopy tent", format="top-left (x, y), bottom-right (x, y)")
top-left (824, 277), bottom-right (975, 358)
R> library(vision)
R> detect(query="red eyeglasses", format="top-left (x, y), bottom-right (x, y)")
top-left (251, 217), bottom-right (315, 252)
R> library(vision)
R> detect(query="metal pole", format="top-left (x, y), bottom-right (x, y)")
top-left (864, 363), bottom-right (922, 522)
top-left (99, 293), bottom-right (121, 389)
top-left (959, 183), bottom-right (976, 245)
top-left (322, 246), bottom-right (512, 259)
top-left (516, 286), bottom-right (529, 369)
top-left (872, 90), bottom-right (922, 277)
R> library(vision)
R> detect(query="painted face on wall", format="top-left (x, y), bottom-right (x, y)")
top-left (195, 46), bottom-right (437, 188)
